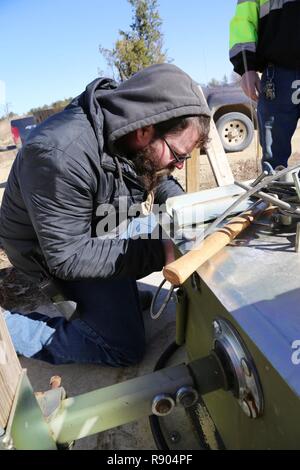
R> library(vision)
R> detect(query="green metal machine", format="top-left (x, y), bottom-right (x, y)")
top-left (1, 168), bottom-right (300, 450)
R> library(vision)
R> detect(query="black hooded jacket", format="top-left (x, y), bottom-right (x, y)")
top-left (0, 64), bottom-right (210, 281)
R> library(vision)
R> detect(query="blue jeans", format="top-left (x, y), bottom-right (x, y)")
top-left (258, 65), bottom-right (300, 169)
top-left (5, 278), bottom-right (145, 366)
top-left (4, 217), bottom-right (160, 366)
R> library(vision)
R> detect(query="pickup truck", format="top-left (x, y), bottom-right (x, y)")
top-left (10, 116), bottom-right (37, 147)
top-left (203, 85), bottom-right (256, 152)
top-left (10, 108), bottom-right (61, 146)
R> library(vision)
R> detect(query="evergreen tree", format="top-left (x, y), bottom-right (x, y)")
top-left (207, 78), bottom-right (221, 87)
top-left (222, 74), bottom-right (229, 86)
top-left (230, 71), bottom-right (241, 85)
top-left (100, 0), bottom-right (168, 81)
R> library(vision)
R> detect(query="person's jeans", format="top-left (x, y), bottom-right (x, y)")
top-left (5, 278), bottom-right (145, 366)
top-left (258, 65), bottom-right (300, 169)
top-left (4, 216), bottom-right (159, 366)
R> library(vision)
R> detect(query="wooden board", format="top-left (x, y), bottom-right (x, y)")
top-left (186, 148), bottom-right (201, 193)
top-left (0, 307), bottom-right (22, 429)
top-left (206, 119), bottom-right (235, 186)
top-left (187, 86), bottom-right (234, 189)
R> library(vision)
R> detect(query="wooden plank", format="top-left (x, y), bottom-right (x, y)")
top-left (206, 119), bottom-right (234, 186)
top-left (186, 148), bottom-right (201, 193)
top-left (185, 120), bottom-right (234, 192)
top-left (197, 86), bottom-right (234, 187)
top-left (0, 307), bottom-right (22, 429)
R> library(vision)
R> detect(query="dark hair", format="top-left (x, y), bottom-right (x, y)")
top-left (153, 115), bottom-right (210, 151)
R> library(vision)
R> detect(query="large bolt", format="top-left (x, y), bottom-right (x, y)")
top-left (241, 358), bottom-right (252, 378)
top-left (2, 435), bottom-right (14, 450)
top-left (213, 320), bottom-right (222, 336)
top-left (241, 400), bottom-right (252, 418)
top-left (176, 386), bottom-right (199, 408)
top-left (152, 394), bottom-right (175, 417)
top-left (170, 431), bottom-right (181, 444)
top-left (50, 375), bottom-right (62, 389)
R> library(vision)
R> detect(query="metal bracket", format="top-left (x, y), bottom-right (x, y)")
top-left (213, 318), bottom-right (264, 419)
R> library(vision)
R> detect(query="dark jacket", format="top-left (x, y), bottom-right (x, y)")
top-left (0, 64), bottom-right (210, 282)
top-left (230, 0), bottom-right (300, 76)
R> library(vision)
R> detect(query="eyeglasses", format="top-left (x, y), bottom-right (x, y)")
top-left (162, 137), bottom-right (192, 164)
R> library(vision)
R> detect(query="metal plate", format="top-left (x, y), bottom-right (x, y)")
top-left (198, 221), bottom-right (300, 398)
top-left (172, 216), bottom-right (300, 398)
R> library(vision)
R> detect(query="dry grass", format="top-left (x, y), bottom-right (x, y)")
top-left (0, 119), bottom-right (14, 146)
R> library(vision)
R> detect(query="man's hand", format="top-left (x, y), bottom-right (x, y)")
top-left (162, 239), bottom-right (175, 265)
top-left (241, 71), bottom-right (261, 101)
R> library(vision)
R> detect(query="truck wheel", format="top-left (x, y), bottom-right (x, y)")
top-left (216, 112), bottom-right (254, 153)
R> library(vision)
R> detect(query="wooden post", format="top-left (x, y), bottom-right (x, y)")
top-left (206, 119), bottom-right (235, 187)
top-left (185, 121), bottom-right (234, 193)
top-left (189, 86), bottom-right (234, 189)
top-left (186, 148), bottom-right (201, 193)
top-left (0, 307), bottom-right (22, 429)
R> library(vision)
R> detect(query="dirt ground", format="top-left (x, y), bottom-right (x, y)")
top-left (0, 118), bottom-right (15, 147)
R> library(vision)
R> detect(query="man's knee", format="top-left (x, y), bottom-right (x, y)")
top-left (110, 339), bottom-right (146, 367)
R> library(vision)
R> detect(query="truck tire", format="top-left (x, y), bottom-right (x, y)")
top-left (216, 112), bottom-right (254, 153)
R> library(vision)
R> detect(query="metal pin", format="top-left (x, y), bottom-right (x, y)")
top-left (152, 394), bottom-right (175, 416)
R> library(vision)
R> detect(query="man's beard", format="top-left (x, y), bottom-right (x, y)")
top-left (130, 145), bottom-right (175, 192)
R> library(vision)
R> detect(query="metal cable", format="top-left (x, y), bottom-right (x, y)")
top-left (150, 280), bottom-right (175, 320)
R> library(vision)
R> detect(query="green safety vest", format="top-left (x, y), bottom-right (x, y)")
top-left (230, 0), bottom-right (300, 74)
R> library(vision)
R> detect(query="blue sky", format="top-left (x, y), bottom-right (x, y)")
top-left (0, 0), bottom-right (237, 115)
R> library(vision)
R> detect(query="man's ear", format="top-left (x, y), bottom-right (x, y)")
top-left (135, 125), bottom-right (155, 148)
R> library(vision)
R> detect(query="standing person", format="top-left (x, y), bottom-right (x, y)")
top-left (230, 0), bottom-right (300, 169)
top-left (0, 64), bottom-right (210, 366)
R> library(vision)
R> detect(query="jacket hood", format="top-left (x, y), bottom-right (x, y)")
top-left (78, 64), bottom-right (211, 154)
